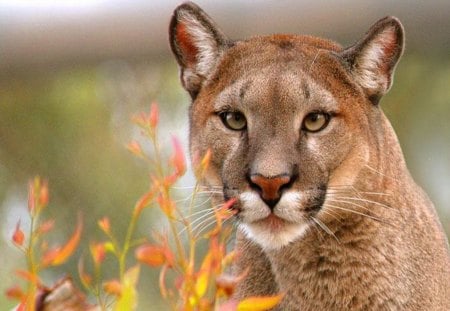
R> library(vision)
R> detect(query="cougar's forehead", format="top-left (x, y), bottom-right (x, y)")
top-left (214, 67), bottom-right (338, 121)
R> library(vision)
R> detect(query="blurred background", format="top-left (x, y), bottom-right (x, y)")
top-left (1, 0), bottom-right (449, 309)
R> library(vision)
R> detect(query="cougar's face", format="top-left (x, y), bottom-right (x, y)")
top-left (171, 3), bottom-right (404, 250)
top-left (189, 41), bottom-right (372, 250)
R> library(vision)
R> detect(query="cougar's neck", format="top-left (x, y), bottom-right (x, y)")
top-left (368, 111), bottom-right (413, 194)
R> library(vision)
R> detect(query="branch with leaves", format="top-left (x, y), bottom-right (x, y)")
top-left (5, 103), bottom-right (282, 311)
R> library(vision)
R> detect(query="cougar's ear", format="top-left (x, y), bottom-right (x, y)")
top-left (169, 2), bottom-right (229, 99)
top-left (340, 16), bottom-right (404, 104)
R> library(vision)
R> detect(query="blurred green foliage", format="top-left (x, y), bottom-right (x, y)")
top-left (0, 53), bottom-right (449, 309)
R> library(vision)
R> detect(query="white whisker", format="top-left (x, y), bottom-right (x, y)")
top-left (311, 216), bottom-right (340, 243)
top-left (327, 198), bottom-right (376, 214)
top-left (191, 214), bottom-right (218, 236)
top-left (330, 196), bottom-right (393, 210)
top-left (178, 209), bottom-right (216, 236)
top-left (324, 203), bottom-right (384, 222)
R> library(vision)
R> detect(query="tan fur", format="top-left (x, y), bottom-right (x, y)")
top-left (170, 2), bottom-right (450, 310)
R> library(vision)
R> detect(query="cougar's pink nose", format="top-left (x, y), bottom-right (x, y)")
top-left (249, 174), bottom-right (292, 209)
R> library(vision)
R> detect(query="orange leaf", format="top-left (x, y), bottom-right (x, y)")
top-left (97, 217), bottom-right (111, 235)
top-left (134, 190), bottom-right (154, 216)
top-left (132, 112), bottom-right (147, 128)
top-left (78, 257), bottom-right (92, 289)
top-left (103, 280), bottom-right (122, 296)
top-left (36, 220), bottom-right (55, 235)
top-left (127, 141), bottom-right (144, 158)
top-left (42, 215), bottom-right (82, 266)
top-left (28, 180), bottom-right (36, 213)
top-left (5, 285), bottom-right (25, 301)
top-left (90, 242), bottom-right (106, 266)
top-left (216, 273), bottom-right (245, 298)
top-left (237, 294), bottom-right (283, 311)
top-left (170, 136), bottom-right (186, 177)
top-left (38, 180), bottom-right (49, 207)
top-left (135, 244), bottom-right (166, 267)
top-left (15, 270), bottom-right (41, 286)
top-left (195, 149), bottom-right (212, 178)
top-left (149, 102), bottom-right (159, 129)
top-left (12, 220), bottom-right (25, 246)
top-left (222, 250), bottom-right (239, 268)
top-left (159, 264), bottom-right (169, 299)
top-left (215, 198), bottom-right (237, 223)
top-left (156, 195), bottom-right (175, 218)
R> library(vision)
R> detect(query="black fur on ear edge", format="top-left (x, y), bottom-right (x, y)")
top-left (169, 2), bottom-right (229, 99)
top-left (340, 16), bottom-right (405, 104)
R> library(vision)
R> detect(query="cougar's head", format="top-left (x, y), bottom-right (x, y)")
top-left (169, 2), bottom-right (404, 250)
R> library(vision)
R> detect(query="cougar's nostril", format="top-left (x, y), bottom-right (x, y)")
top-left (249, 174), bottom-right (292, 209)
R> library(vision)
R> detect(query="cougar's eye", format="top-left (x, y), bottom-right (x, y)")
top-left (219, 111), bottom-right (247, 131)
top-left (302, 112), bottom-right (330, 132)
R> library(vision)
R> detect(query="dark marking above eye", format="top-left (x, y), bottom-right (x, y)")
top-left (239, 81), bottom-right (251, 100)
top-left (302, 82), bottom-right (311, 99)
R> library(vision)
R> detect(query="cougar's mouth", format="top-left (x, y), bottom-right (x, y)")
top-left (227, 184), bottom-right (328, 249)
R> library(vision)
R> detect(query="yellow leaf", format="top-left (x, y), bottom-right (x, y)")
top-left (195, 269), bottom-right (209, 299)
top-left (113, 265), bottom-right (140, 311)
top-left (104, 241), bottom-right (116, 253)
top-left (237, 294), bottom-right (283, 311)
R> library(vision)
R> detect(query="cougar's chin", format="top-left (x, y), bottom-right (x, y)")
top-left (240, 221), bottom-right (309, 250)
top-left (237, 191), bottom-right (311, 250)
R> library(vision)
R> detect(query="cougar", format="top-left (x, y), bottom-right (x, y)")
top-left (169, 2), bottom-right (450, 310)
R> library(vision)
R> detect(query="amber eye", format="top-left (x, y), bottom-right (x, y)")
top-left (219, 111), bottom-right (247, 131)
top-left (302, 112), bottom-right (330, 132)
